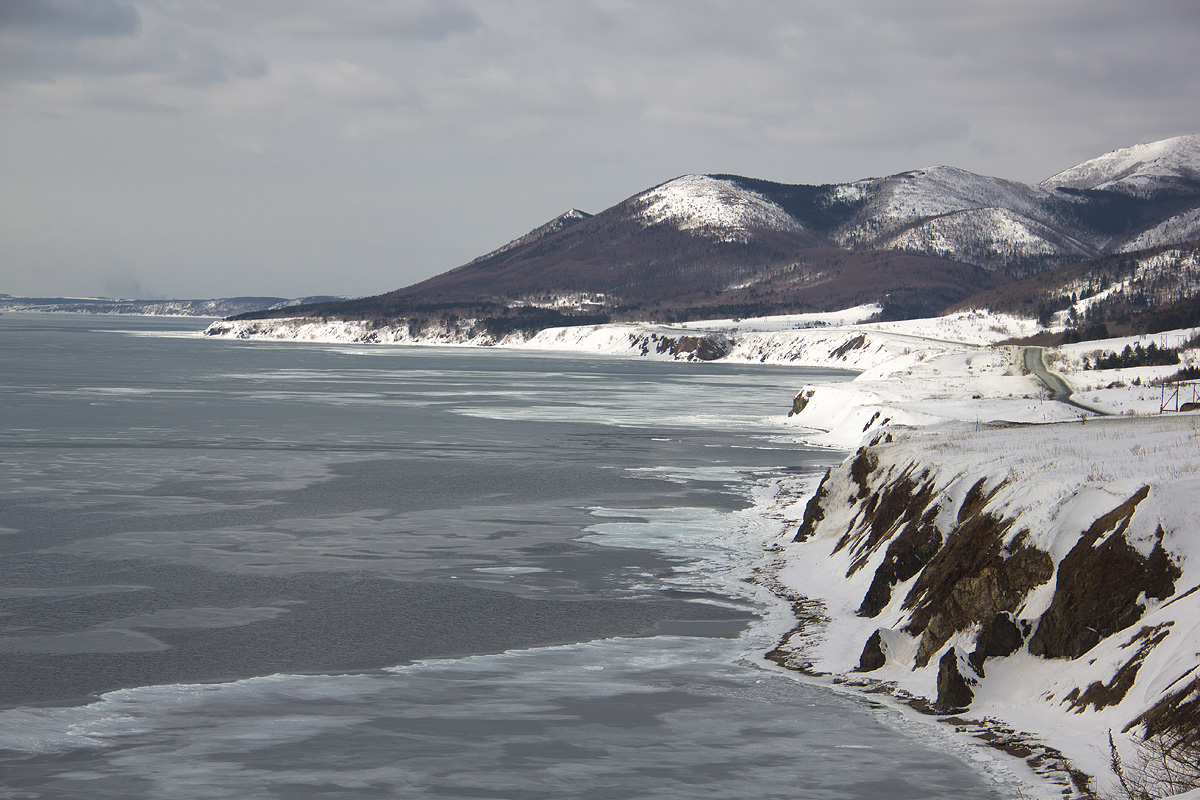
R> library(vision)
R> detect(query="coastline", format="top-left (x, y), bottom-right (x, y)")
top-left (202, 309), bottom-right (1200, 799)
top-left (744, 470), bottom-right (1096, 799)
top-left (765, 348), bottom-right (1200, 798)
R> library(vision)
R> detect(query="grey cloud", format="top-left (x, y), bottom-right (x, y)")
top-left (0, 0), bottom-right (139, 38)
top-left (366, 2), bottom-right (480, 41)
top-left (2, 0), bottom-right (1199, 299)
top-left (195, 0), bottom-right (481, 41)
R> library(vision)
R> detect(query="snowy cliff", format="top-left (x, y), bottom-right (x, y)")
top-left (772, 335), bottom-right (1200, 796)
top-left (202, 307), bottom-right (1039, 371)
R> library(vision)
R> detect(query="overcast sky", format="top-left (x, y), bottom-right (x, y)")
top-left (3, 1), bottom-right (1199, 300)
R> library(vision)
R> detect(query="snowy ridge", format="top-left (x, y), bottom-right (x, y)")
top-left (836, 166), bottom-right (1060, 247)
top-left (1120, 205), bottom-right (1200, 252)
top-left (1043, 134), bottom-right (1200, 196)
top-left (635, 175), bottom-right (805, 242)
top-left (882, 207), bottom-right (1094, 262)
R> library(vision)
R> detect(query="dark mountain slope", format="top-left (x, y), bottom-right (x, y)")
top-left (952, 240), bottom-right (1200, 338)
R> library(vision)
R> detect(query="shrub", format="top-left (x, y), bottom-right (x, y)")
top-left (1108, 731), bottom-right (1200, 799)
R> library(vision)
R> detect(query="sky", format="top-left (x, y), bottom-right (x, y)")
top-left (2, 1), bottom-right (1200, 301)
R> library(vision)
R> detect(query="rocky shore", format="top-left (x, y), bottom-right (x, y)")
top-left (772, 337), bottom-right (1200, 799)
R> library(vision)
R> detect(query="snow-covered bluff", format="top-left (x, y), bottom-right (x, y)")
top-left (765, 416), bottom-right (1198, 791)
top-left (201, 306), bottom-right (1039, 371)
top-left (776, 323), bottom-right (1200, 797)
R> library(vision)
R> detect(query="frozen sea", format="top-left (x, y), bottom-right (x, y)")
top-left (0, 314), bottom-right (1023, 798)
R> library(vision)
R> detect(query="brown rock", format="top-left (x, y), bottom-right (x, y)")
top-left (1028, 488), bottom-right (1180, 660)
top-left (856, 629), bottom-right (887, 672)
top-left (936, 649), bottom-right (975, 711)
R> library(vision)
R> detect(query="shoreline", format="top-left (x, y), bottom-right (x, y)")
top-left (199, 309), bottom-right (1200, 800)
top-left (770, 415), bottom-right (1198, 796)
top-left (171, 311), bottom-right (1200, 797)
top-left (742, 471), bottom-right (1097, 800)
top-left (755, 550), bottom-right (1096, 798)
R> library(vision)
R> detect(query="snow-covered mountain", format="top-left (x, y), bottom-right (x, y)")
top-left (232, 134), bottom-right (1200, 327)
top-left (1042, 134), bottom-right (1200, 196)
top-left (633, 175), bottom-right (807, 243)
top-left (835, 167), bottom-right (1064, 239)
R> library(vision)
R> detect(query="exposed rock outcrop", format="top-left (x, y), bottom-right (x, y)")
top-left (773, 419), bottom-right (1195, 772)
top-left (629, 331), bottom-right (734, 361)
top-left (936, 648), bottom-right (976, 711)
top-left (856, 629), bottom-right (887, 672)
top-left (969, 612), bottom-right (1026, 675)
top-left (1028, 488), bottom-right (1180, 659)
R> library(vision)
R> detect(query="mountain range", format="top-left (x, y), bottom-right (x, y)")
top-left (0, 295), bottom-right (346, 317)
top-left (234, 134), bottom-right (1200, 328)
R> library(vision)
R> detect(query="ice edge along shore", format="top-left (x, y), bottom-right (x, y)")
top-left (204, 309), bottom-right (1200, 799)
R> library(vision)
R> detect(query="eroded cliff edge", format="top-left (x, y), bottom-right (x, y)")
top-left (767, 417), bottom-right (1199, 794)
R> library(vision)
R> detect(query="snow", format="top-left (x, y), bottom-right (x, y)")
top-left (667, 304), bottom-right (883, 332)
top-left (829, 180), bottom-right (872, 204)
top-left (1120, 206), bottom-right (1200, 252)
top-left (884, 207), bottom-right (1093, 261)
top-left (1042, 134), bottom-right (1200, 196)
top-left (835, 166), bottom-right (1061, 249)
top-left (770, 314), bottom-right (1200, 795)
top-left (634, 175), bottom-right (805, 242)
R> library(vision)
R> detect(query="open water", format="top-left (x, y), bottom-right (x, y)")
top-left (0, 314), bottom-right (1020, 798)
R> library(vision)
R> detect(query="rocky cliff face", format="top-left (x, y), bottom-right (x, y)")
top-left (772, 418), bottom-right (1198, 780)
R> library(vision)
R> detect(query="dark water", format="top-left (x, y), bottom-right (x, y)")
top-left (0, 314), bottom-right (1028, 798)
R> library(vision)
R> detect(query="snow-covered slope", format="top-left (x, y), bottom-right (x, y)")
top-left (881, 207), bottom-right (1094, 264)
top-left (1120, 206), bottom-right (1200, 252)
top-left (810, 165), bottom-right (1112, 270)
top-left (766, 415), bottom-right (1200, 794)
top-left (634, 175), bottom-right (807, 242)
top-left (845, 167), bottom-right (1053, 235)
top-left (775, 322), bottom-right (1200, 796)
top-left (1042, 134), bottom-right (1200, 197)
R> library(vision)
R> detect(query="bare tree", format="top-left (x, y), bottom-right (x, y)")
top-left (1108, 730), bottom-right (1200, 799)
